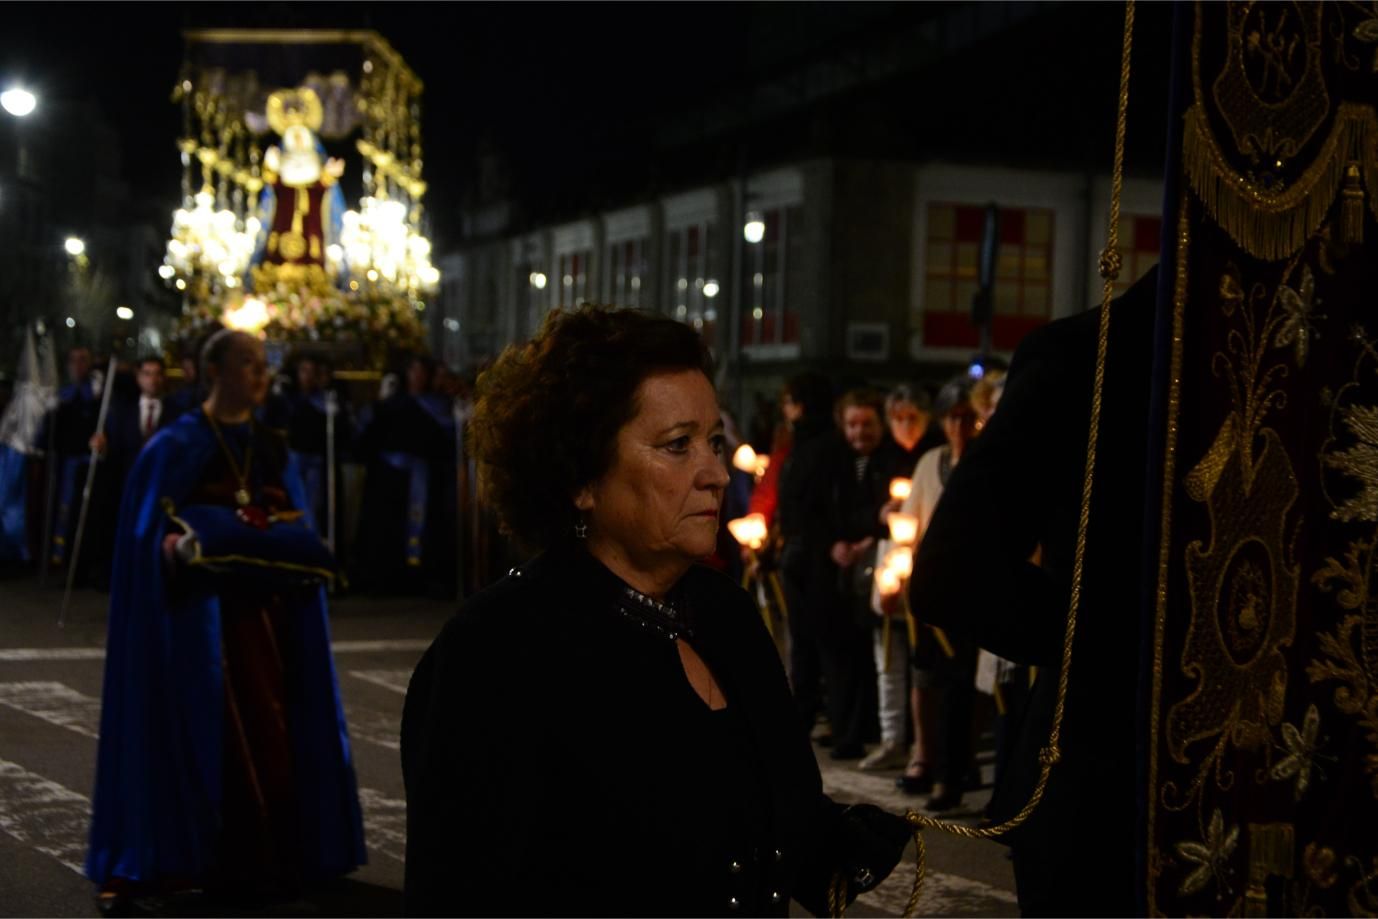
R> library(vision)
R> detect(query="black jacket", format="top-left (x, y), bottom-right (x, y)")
top-left (401, 543), bottom-right (910, 916)
top-left (910, 269), bottom-right (1158, 912)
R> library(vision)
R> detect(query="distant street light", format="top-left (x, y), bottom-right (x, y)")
top-left (743, 214), bottom-right (766, 245)
top-left (64, 237), bottom-right (86, 257)
top-left (115, 306), bottom-right (134, 320)
top-left (0, 88), bottom-right (37, 118)
top-left (64, 317), bottom-right (75, 329)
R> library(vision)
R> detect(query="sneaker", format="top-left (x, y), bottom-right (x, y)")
top-left (858, 742), bottom-right (909, 772)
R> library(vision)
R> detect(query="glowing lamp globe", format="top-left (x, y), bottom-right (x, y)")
top-left (1, 88), bottom-right (36, 118)
top-left (888, 512), bottom-right (919, 547)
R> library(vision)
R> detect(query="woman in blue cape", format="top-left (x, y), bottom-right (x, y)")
top-left (86, 329), bottom-right (365, 910)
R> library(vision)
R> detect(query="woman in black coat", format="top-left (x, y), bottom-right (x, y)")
top-left (401, 307), bottom-right (911, 917)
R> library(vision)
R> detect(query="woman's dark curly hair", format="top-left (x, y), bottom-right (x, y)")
top-left (469, 305), bottom-right (714, 551)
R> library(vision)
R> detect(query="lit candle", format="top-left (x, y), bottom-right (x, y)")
top-left (876, 566), bottom-right (902, 597)
top-left (889, 477), bottom-right (912, 501)
top-left (882, 546), bottom-right (913, 580)
top-left (732, 444), bottom-right (759, 474)
top-left (888, 512), bottom-right (919, 546)
top-left (754, 454), bottom-right (771, 478)
top-left (727, 513), bottom-right (768, 550)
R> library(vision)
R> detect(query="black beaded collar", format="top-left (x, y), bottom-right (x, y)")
top-left (612, 585), bottom-right (694, 641)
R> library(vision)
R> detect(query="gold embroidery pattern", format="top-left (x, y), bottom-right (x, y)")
top-left (1153, 6), bottom-right (1378, 914)
top-left (1184, 2), bottom-right (1378, 261)
top-left (1211, 1), bottom-right (1328, 164)
top-left (1146, 191), bottom-right (1193, 910)
top-left (1167, 259), bottom-right (1303, 765)
top-left (1309, 329), bottom-right (1378, 800)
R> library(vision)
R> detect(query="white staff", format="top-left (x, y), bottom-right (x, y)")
top-left (59, 353), bottom-right (117, 629)
top-left (325, 389), bottom-right (338, 556)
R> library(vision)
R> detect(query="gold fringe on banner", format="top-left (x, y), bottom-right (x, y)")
top-left (1182, 102), bottom-right (1378, 261)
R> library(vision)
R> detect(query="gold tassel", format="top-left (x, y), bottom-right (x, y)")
top-left (1341, 161), bottom-right (1364, 245)
top-left (1182, 103), bottom-right (1376, 262)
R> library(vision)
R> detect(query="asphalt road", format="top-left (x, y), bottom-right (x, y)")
top-left (0, 575), bottom-right (1016, 917)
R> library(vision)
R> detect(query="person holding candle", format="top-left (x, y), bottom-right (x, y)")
top-left (882, 377), bottom-right (981, 810)
top-left (401, 307), bottom-right (912, 915)
top-left (857, 384), bottom-right (940, 772)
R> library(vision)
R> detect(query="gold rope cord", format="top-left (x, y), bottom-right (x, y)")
top-left (889, 2), bottom-right (1136, 915)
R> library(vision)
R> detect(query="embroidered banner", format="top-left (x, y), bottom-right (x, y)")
top-left (1146, 2), bottom-right (1378, 914)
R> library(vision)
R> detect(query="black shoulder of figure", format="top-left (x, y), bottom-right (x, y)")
top-left (424, 566), bottom-right (543, 661)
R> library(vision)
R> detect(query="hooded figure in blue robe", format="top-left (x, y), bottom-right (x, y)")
top-left (86, 329), bottom-right (365, 903)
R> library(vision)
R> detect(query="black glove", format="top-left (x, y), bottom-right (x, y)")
top-left (836, 803), bottom-right (913, 895)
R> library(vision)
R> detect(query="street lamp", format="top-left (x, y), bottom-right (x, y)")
top-left (115, 306), bottom-right (134, 320)
top-left (0, 87), bottom-right (36, 118)
top-left (743, 213), bottom-right (765, 245)
top-left (64, 237), bottom-right (86, 257)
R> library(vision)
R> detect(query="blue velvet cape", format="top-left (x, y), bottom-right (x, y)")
top-left (85, 410), bottom-right (366, 885)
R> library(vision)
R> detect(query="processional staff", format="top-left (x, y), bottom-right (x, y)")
top-left (58, 354), bottom-right (117, 629)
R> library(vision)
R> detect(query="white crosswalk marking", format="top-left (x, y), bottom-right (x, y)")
top-left (0, 758), bottom-right (91, 875)
top-left (0, 681), bottom-right (406, 871)
top-left (345, 705), bottom-right (400, 751)
top-left (0, 682), bottom-right (101, 739)
top-left (357, 787), bottom-right (406, 864)
top-left (0, 639), bottom-right (429, 663)
top-left (347, 669), bottom-right (413, 696)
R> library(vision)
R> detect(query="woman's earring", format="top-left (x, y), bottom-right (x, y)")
top-left (574, 517), bottom-right (589, 539)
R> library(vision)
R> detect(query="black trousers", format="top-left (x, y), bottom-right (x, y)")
top-left (815, 592), bottom-right (877, 752)
top-left (782, 563), bottom-right (824, 741)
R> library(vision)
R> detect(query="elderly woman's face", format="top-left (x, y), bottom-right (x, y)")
top-left (577, 370), bottom-right (730, 569)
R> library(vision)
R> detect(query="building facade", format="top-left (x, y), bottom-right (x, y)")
top-left (432, 159), bottom-right (1163, 432)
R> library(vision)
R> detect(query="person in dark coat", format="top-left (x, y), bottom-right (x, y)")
top-left (85, 356), bottom-right (173, 588)
top-left (910, 268), bottom-right (1157, 915)
top-left (38, 346), bottom-right (104, 581)
top-left (164, 351), bottom-right (208, 422)
top-left (286, 354), bottom-right (353, 544)
top-left (402, 307), bottom-right (912, 917)
top-left (773, 371), bottom-right (837, 742)
top-left (796, 389), bottom-right (893, 761)
top-left (353, 356), bottom-right (447, 593)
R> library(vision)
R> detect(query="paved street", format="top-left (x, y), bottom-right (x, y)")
top-left (0, 575), bottom-right (1015, 917)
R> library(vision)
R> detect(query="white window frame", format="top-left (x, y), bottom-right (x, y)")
top-left (661, 188), bottom-right (719, 333)
top-left (510, 232), bottom-right (548, 338)
top-left (552, 220), bottom-right (595, 310)
top-left (602, 206), bottom-right (651, 308)
top-left (741, 168), bottom-right (805, 361)
top-left (909, 164), bottom-right (1082, 363)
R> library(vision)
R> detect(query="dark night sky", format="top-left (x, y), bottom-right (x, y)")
top-left (0, 3), bottom-right (1171, 248)
top-left (0, 3), bottom-right (778, 245)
